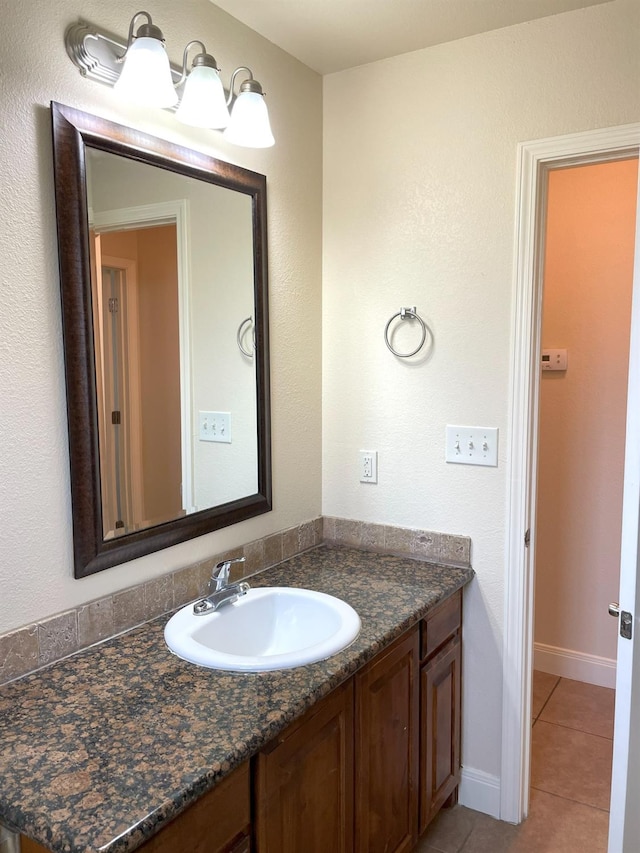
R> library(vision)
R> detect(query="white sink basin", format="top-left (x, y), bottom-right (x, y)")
top-left (164, 587), bottom-right (361, 672)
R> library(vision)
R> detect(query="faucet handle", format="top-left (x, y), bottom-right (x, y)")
top-left (210, 556), bottom-right (246, 591)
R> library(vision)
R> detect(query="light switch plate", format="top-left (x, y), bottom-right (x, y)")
top-left (445, 426), bottom-right (498, 467)
top-left (198, 411), bottom-right (231, 443)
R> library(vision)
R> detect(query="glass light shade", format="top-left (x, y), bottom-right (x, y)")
top-left (224, 91), bottom-right (275, 148)
top-left (176, 65), bottom-right (230, 128)
top-left (114, 37), bottom-right (178, 108)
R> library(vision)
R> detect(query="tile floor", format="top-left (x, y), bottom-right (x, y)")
top-left (418, 671), bottom-right (615, 852)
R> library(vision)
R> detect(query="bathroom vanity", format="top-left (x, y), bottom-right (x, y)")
top-left (1, 546), bottom-right (472, 853)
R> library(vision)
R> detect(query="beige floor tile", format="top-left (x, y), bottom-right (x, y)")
top-left (458, 811), bottom-right (520, 852)
top-left (539, 677), bottom-right (615, 739)
top-left (532, 670), bottom-right (560, 720)
top-left (509, 789), bottom-right (609, 852)
top-left (531, 721), bottom-right (612, 810)
top-left (418, 804), bottom-right (478, 852)
top-left (453, 791), bottom-right (608, 852)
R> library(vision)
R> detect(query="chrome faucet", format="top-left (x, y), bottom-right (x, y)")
top-left (193, 557), bottom-right (250, 614)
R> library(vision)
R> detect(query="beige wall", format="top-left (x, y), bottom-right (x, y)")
top-left (0, 0), bottom-right (322, 631)
top-left (323, 0), bottom-right (640, 789)
top-left (535, 158), bottom-right (638, 666)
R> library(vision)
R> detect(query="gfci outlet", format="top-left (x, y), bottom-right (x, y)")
top-left (445, 426), bottom-right (498, 467)
top-left (360, 450), bottom-right (378, 483)
top-left (198, 411), bottom-right (232, 443)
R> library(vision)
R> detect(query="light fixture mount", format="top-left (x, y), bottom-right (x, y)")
top-left (65, 20), bottom-right (181, 89)
top-left (64, 15), bottom-right (274, 146)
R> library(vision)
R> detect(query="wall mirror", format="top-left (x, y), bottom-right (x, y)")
top-left (51, 102), bottom-right (271, 578)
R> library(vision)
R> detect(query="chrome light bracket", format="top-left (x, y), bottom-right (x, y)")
top-left (65, 20), bottom-right (184, 95)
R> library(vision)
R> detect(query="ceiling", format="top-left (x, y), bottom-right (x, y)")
top-left (210, 0), bottom-right (612, 75)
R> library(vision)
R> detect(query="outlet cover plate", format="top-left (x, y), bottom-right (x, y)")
top-left (360, 450), bottom-right (378, 483)
top-left (445, 426), bottom-right (498, 467)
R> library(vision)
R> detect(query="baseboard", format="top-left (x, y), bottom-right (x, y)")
top-left (534, 642), bottom-right (616, 689)
top-left (458, 767), bottom-right (501, 819)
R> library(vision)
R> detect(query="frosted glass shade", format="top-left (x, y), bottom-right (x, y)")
top-left (114, 37), bottom-right (178, 108)
top-left (176, 65), bottom-right (230, 128)
top-left (224, 91), bottom-right (275, 148)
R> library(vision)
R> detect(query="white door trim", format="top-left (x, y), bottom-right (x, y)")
top-left (501, 122), bottom-right (640, 824)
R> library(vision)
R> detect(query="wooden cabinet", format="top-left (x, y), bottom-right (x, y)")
top-left (419, 591), bottom-right (462, 834)
top-left (255, 680), bottom-right (354, 853)
top-left (355, 628), bottom-right (419, 853)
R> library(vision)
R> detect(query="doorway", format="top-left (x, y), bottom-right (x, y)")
top-left (500, 122), bottom-right (640, 838)
top-left (93, 223), bottom-right (183, 534)
top-left (529, 157), bottom-right (638, 839)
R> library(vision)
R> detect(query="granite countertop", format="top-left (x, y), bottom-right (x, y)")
top-left (0, 545), bottom-right (474, 853)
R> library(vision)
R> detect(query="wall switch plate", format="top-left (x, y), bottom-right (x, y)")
top-left (445, 426), bottom-right (498, 467)
top-left (198, 411), bottom-right (231, 443)
top-left (360, 450), bottom-right (378, 483)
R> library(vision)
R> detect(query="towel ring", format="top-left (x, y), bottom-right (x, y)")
top-left (384, 307), bottom-right (427, 358)
top-left (237, 317), bottom-right (255, 358)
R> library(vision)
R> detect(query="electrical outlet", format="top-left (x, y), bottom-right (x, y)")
top-left (445, 426), bottom-right (498, 467)
top-left (198, 411), bottom-right (232, 443)
top-left (360, 450), bottom-right (378, 483)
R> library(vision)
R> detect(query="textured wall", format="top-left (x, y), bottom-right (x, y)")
top-left (323, 0), bottom-right (640, 788)
top-left (535, 158), bottom-right (638, 664)
top-left (0, 0), bottom-right (322, 632)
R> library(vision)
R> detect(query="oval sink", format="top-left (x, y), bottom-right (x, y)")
top-left (164, 587), bottom-right (361, 672)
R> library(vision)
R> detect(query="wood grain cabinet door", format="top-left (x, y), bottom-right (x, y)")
top-left (355, 627), bottom-right (420, 853)
top-left (255, 680), bottom-right (355, 853)
top-left (420, 637), bottom-right (461, 834)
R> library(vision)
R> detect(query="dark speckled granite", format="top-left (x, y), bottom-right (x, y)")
top-left (0, 546), bottom-right (474, 853)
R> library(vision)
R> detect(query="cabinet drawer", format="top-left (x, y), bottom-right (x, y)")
top-left (421, 590), bottom-right (461, 661)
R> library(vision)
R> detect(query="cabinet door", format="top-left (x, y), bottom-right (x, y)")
top-left (355, 627), bottom-right (419, 853)
top-left (255, 680), bottom-right (354, 853)
top-left (420, 637), bottom-right (461, 834)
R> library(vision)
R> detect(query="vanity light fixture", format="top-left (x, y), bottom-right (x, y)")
top-left (112, 12), bottom-right (177, 108)
top-left (64, 12), bottom-right (275, 147)
top-left (175, 41), bottom-right (230, 128)
top-left (224, 68), bottom-right (275, 148)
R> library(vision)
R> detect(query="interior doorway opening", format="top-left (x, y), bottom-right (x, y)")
top-left (529, 156), bottom-right (638, 839)
top-left (501, 122), bottom-right (640, 846)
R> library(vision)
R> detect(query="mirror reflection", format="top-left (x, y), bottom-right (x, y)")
top-left (51, 101), bottom-right (271, 577)
top-left (86, 149), bottom-right (258, 539)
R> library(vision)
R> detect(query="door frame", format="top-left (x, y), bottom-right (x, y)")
top-left (501, 122), bottom-right (640, 825)
top-left (99, 254), bottom-right (144, 533)
top-left (92, 199), bottom-right (194, 514)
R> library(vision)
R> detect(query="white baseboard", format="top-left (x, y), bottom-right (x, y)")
top-left (534, 642), bottom-right (616, 689)
top-left (458, 767), bottom-right (501, 819)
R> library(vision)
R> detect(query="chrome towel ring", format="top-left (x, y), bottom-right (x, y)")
top-left (237, 316), bottom-right (255, 358)
top-left (384, 306), bottom-right (427, 358)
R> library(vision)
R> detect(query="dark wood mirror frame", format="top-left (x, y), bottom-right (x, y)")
top-left (51, 101), bottom-right (271, 578)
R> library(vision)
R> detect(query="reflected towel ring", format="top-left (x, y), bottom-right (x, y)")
top-left (237, 316), bottom-right (256, 358)
top-left (384, 307), bottom-right (427, 358)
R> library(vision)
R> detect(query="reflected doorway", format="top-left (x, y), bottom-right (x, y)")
top-left (92, 223), bottom-right (183, 537)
